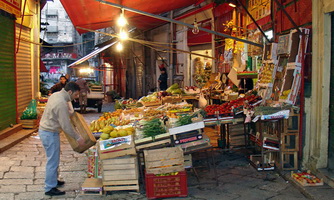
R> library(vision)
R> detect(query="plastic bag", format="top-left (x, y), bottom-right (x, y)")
top-left (20, 99), bottom-right (38, 120)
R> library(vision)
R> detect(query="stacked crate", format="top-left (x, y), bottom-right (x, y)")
top-left (102, 156), bottom-right (139, 192)
top-left (144, 147), bottom-right (187, 199)
top-left (97, 135), bottom-right (139, 192)
top-left (280, 111), bottom-right (300, 170)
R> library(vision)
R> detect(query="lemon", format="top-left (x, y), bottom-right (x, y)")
top-left (100, 133), bottom-right (110, 140)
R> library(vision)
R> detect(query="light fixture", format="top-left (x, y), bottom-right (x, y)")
top-left (117, 8), bottom-right (127, 27)
top-left (119, 28), bottom-right (129, 40)
top-left (79, 68), bottom-right (94, 74)
top-left (192, 18), bottom-right (199, 34)
top-left (228, 2), bottom-right (236, 7)
top-left (116, 42), bottom-right (123, 51)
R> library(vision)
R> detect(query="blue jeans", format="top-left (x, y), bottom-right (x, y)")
top-left (39, 129), bottom-right (60, 192)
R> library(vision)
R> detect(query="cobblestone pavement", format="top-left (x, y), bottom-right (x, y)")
top-left (0, 104), bottom-right (331, 199)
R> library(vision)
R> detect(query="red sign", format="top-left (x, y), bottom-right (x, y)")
top-left (0, 0), bottom-right (22, 18)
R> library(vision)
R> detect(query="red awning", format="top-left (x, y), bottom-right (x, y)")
top-left (60, 0), bottom-right (201, 34)
top-left (40, 59), bottom-right (48, 72)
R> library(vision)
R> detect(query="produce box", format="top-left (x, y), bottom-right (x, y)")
top-left (63, 112), bottom-right (96, 153)
top-left (135, 133), bottom-right (171, 151)
top-left (98, 135), bottom-right (136, 160)
top-left (102, 156), bottom-right (139, 192)
top-left (144, 147), bottom-right (184, 175)
top-left (145, 171), bottom-right (188, 199)
top-left (291, 171), bottom-right (324, 187)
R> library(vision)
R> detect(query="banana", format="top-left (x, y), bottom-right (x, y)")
top-left (95, 120), bottom-right (100, 131)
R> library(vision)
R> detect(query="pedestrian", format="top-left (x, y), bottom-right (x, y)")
top-left (158, 68), bottom-right (168, 91)
top-left (76, 77), bottom-right (90, 113)
top-left (39, 82), bottom-right (85, 196)
top-left (48, 75), bottom-right (67, 95)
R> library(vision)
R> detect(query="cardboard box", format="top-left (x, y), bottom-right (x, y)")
top-left (63, 112), bottom-right (96, 153)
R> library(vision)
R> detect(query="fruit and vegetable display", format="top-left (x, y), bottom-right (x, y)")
top-left (166, 83), bottom-right (183, 95)
top-left (280, 89), bottom-right (291, 100)
top-left (114, 98), bottom-right (142, 109)
top-left (204, 94), bottom-right (261, 116)
top-left (183, 86), bottom-right (200, 95)
top-left (99, 125), bottom-right (135, 140)
top-left (258, 63), bottom-right (275, 84)
top-left (141, 118), bottom-right (166, 139)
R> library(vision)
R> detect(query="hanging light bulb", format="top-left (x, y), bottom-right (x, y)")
top-left (119, 29), bottom-right (129, 40)
top-left (117, 8), bottom-right (127, 27)
top-left (192, 18), bottom-right (199, 34)
top-left (116, 42), bottom-right (123, 51)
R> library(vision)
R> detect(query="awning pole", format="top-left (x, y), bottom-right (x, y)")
top-left (95, 0), bottom-right (262, 48)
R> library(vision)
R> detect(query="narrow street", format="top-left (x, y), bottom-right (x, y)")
top-left (1, 104), bottom-right (333, 200)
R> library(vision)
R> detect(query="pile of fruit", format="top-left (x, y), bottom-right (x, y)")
top-left (204, 95), bottom-right (261, 116)
top-left (90, 111), bottom-right (130, 132)
top-left (99, 126), bottom-right (136, 140)
top-left (258, 63), bottom-right (275, 84)
top-left (183, 86), bottom-right (200, 95)
top-left (139, 92), bottom-right (160, 103)
top-left (292, 171), bottom-right (323, 185)
top-left (166, 83), bottom-right (183, 95)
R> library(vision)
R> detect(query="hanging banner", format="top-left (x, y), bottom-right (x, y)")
top-left (0, 0), bottom-right (22, 18)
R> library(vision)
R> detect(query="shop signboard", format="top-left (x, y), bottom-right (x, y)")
top-left (0, 0), bottom-right (21, 18)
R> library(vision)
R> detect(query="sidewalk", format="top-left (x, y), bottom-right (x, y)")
top-left (0, 108), bottom-right (334, 199)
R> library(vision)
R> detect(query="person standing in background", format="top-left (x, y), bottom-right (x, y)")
top-left (49, 75), bottom-right (67, 95)
top-left (75, 77), bottom-right (90, 113)
top-left (39, 82), bottom-right (85, 196)
top-left (158, 68), bottom-right (168, 91)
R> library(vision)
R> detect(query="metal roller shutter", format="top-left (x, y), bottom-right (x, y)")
top-left (15, 25), bottom-right (32, 115)
top-left (0, 14), bottom-right (16, 131)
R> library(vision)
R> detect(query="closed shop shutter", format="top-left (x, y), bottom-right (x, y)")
top-left (15, 25), bottom-right (32, 114)
top-left (0, 14), bottom-right (16, 131)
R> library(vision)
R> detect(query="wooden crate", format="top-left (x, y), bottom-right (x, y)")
top-left (291, 171), bottom-right (324, 187)
top-left (141, 100), bottom-right (162, 107)
top-left (144, 147), bottom-right (184, 175)
top-left (281, 132), bottom-right (299, 152)
top-left (135, 133), bottom-right (171, 151)
top-left (280, 151), bottom-right (298, 170)
top-left (80, 178), bottom-right (103, 195)
top-left (102, 156), bottom-right (139, 192)
top-left (63, 112), bottom-right (96, 153)
top-left (98, 135), bottom-right (136, 160)
top-left (184, 154), bottom-right (192, 169)
top-left (19, 119), bottom-right (38, 129)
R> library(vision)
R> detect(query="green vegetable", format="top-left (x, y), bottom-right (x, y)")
top-left (142, 118), bottom-right (165, 139)
top-left (176, 114), bottom-right (193, 126)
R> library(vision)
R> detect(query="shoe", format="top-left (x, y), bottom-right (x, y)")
top-left (45, 188), bottom-right (66, 196)
top-left (57, 180), bottom-right (65, 187)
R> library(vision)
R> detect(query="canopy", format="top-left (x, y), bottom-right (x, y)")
top-left (60, 0), bottom-right (201, 34)
top-left (68, 41), bottom-right (117, 67)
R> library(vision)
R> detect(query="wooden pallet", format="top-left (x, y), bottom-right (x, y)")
top-left (144, 146), bottom-right (184, 175)
top-left (135, 133), bottom-right (171, 151)
top-left (102, 156), bottom-right (139, 192)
